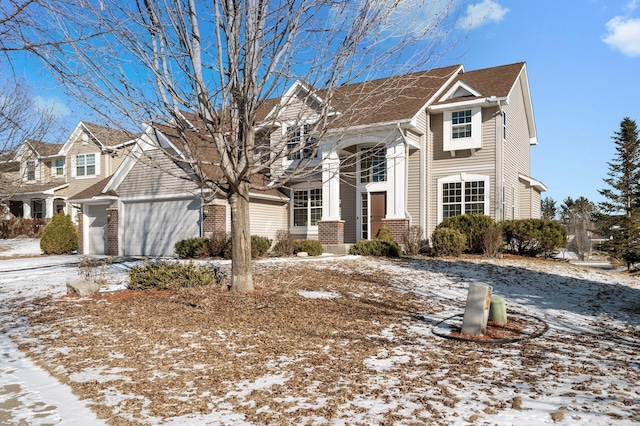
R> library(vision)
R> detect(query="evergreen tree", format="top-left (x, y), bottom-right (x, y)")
top-left (598, 117), bottom-right (640, 270)
top-left (541, 197), bottom-right (557, 220)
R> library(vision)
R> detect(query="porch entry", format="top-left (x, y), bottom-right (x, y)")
top-left (361, 191), bottom-right (386, 239)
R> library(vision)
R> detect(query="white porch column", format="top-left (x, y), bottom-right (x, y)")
top-left (386, 140), bottom-right (406, 219)
top-left (45, 198), bottom-right (54, 218)
top-left (321, 150), bottom-right (341, 221)
top-left (22, 200), bottom-right (32, 219)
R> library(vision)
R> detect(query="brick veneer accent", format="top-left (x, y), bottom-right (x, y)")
top-left (77, 213), bottom-right (84, 254)
top-left (106, 207), bottom-right (119, 256)
top-left (318, 220), bottom-right (344, 244)
top-left (382, 218), bottom-right (409, 243)
top-left (203, 203), bottom-right (226, 235)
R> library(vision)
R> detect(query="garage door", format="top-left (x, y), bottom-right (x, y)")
top-left (122, 198), bottom-right (201, 256)
top-left (86, 204), bottom-right (108, 255)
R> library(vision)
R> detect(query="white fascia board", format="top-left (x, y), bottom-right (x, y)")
top-left (429, 96), bottom-right (508, 111)
top-left (80, 122), bottom-right (109, 151)
top-left (71, 195), bottom-right (118, 205)
top-left (519, 173), bottom-right (547, 192)
top-left (512, 64), bottom-right (538, 145)
top-left (439, 80), bottom-right (483, 102)
top-left (59, 122), bottom-right (88, 156)
top-left (410, 65), bottom-right (463, 127)
top-left (119, 193), bottom-right (201, 202)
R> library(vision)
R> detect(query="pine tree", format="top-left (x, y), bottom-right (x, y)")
top-left (540, 197), bottom-right (557, 220)
top-left (598, 117), bottom-right (640, 270)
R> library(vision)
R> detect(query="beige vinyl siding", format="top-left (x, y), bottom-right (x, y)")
top-left (502, 78), bottom-right (532, 220)
top-left (116, 149), bottom-right (199, 196)
top-left (407, 148), bottom-right (421, 227)
top-left (250, 198), bottom-right (288, 241)
top-left (427, 108), bottom-right (498, 237)
top-left (518, 179), bottom-right (541, 219)
top-left (341, 160), bottom-right (357, 243)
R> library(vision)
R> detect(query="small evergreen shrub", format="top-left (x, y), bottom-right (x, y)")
top-left (128, 261), bottom-right (215, 290)
top-left (40, 214), bottom-right (78, 254)
top-left (208, 231), bottom-right (229, 257)
top-left (349, 239), bottom-right (401, 257)
top-left (175, 237), bottom-right (209, 258)
top-left (375, 227), bottom-right (395, 243)
top-left (481, 226), bottom-right (504, 258)
top-left (273, 229), bottom-right (295, 256)
top-left (293, 239), bottom-right (323, 256)
top-left (223, 235), bottom-right (272, 259)
top-left (435, 214), bottom-right (496, 254)
top-left (502, 219), bottom-right (567, 257)
top-left (431, 227), bottom-right (466, 257)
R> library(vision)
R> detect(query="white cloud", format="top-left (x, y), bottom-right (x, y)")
top-left (457, 0), bottom-right (509, 30)
top-left (34, 96), bottom-right (71, 117)
top-left (624, 0), bottom-right (639, 13)
top-left (602, 16), bottom-right (640, 57)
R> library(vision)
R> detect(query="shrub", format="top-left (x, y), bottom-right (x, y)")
top-left (293, 239), bottom-right (323, 256)
top-left (349, 239), bottom-right (401, 257)
top-left (435, 214), bottom-right (496, 254)
top-left (0, 218), bottom-right (47, 238)
top-left (481, 226), bottom-right (503, 258)
top-left (128, 261), bottom-right (215, 291)
top-left (431, 227), bottom-right (466, 257)
top-left (208, 231), bottom-right (229, 257)
top-left (40, 214), bottom-right (78, 255)
top-left (273, 229), bottom-right (295, 256)
top-left (403, 225), bottom-right (424, 256)
top-left (175, 237), bottom-right (210, 258)
top-left (375, 227), bottom-right (395, 243)
top-left (223, 235), bottom-right (272, 259)
top-left (502, 219), bottom-right (568, 257)
top-left (78, 257), bottom-right (113, 285)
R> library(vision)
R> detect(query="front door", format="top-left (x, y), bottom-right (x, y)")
top-left (370, 192), bottom-right (386, 239)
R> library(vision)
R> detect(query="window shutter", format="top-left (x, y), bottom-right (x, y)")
top-left (71, 156), bottom-right (77, 177)
top-left (94, 153), bottom-right (101, 176)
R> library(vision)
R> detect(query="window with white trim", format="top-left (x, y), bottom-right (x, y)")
top-left (440, 175), bottom-right (489, 221)
top-left (287, 124), bottom-right (316, 160)
top-left (293, 188), bottom-right (322, 227)
top-left (360, 147), bottom-right (387, 183)
top-left (76, 153), bottom-right (96, 177)
top-left (452, 110), bottom-right (472, 139)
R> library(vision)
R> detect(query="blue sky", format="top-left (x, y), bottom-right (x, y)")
top-left (4, 0), bottom-right (640, 208)
top-left (439, 0), bottom-right (640, 207)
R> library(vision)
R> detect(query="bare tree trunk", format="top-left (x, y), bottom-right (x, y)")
top-left (229, 181), bottom-right (253, 292)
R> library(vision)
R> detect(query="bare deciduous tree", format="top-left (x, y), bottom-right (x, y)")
top-left (31, 0), bottom-right (459, 291)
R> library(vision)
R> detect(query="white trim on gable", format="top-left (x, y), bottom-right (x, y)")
top-left (440, 80), bottom-right (483, 102)
top-left (506, 63), bottom-right (537, 146)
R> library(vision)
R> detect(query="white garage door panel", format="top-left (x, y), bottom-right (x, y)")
top-left (123, 198), bottom-right (201, 256)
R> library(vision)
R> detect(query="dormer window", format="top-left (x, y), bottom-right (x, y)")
top-left (286, 124), bottom-right (315, 160)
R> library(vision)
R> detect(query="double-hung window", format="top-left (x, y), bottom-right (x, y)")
top-left (293, 188), bottom-right (322, 227)
top-left (54, 159), bottom-right (65, 176)
top-left (26, 160), bottom-right (36, 181)
top-left (451, 110), bottom-right (472, 139)
top-left (287, 124), bottom-right (315, 160)
top-left (360, 147), bottom-right (387, 183)
top-left (76, 153), bottom-right (96, 177)
top-left (441, 178), bottom-right (487, 220)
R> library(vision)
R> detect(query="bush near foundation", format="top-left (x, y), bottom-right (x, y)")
top-left (128, 261), bottom-right (215, 290)
top-left (293, 239), bottom-right (323, 256)
top-left (435, 214), bottom-right (495, 254)
top-left (175, 237), bottom-right (210, 258)
top-left (349, 228), bottom-right (401, 257)
top-left (40, 214), bottom-right (78, 255)
top-left (223, 235), bottom-right (272, 259)
top-left (502, 219), bottom-right (567, 257)
top-left (431, 227), bottom-right (466, 257)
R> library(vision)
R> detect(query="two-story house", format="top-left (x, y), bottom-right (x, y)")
top-left (72, 61), bottom-right (545, 257)
top-left (0, 122), bottom-right (137, 221)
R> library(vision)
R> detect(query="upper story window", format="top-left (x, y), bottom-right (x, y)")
top-left (26, 160), bottom-right (36, 181)
top-left (286, 124), bottom-right (316, 160)
top-left (442, 107), bottom-right (482, 153)
top-left (360, 147), bottom-right (387, 183)
top-left (53, 159), bottom-right (65, 176)
top-left (293, 188), bottom-right (322, 227)
top-left (452, 110), bottom-right (472, 139)
top-left (76, 153), bottom-right (96, 177)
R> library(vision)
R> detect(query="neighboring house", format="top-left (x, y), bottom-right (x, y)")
top-left (71, 123), bottom-right (288, 256)
top-left (0, 122), bottom-right (137, 221)
top-left (72, 61), bottom-right (546, 257)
